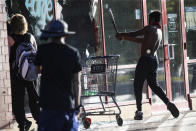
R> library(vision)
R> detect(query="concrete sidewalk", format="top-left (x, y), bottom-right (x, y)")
top-left (2, 110), bottom-right (196, 131)
top-left (79, 111), bottom-right (196, 131)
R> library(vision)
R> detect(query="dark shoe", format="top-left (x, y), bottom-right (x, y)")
top-left (134, 111), bottom-right (143, 120)
top-left (24, 120), bottom-right (32, 131)
top-left (18, 125), bottom-right (24, 131)
top-left (19, 128), bottom-right (24, 131)
top-left (167, 102), bottom-right (179, 118)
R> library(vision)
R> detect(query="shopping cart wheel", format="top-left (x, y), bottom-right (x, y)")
top-left (82, 117), bottom-right (91, 129)
top-left (116, 115), bottom-right (123, 126)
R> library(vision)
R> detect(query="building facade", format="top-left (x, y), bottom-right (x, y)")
top-left (1, 0), bottom-right (196, 129)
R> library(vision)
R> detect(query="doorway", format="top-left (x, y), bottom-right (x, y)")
top-left (146, 0), bottom-right (189, 111)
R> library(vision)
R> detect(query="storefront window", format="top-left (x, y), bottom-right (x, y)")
top-left (188, 63), bottom-right (196, 94)
top-left (58, 0), bottom-right (100, 65)
top-left (184, 1), bottom-right (196, 60)
top-left (184, 0), bottom-right (196, 95)
top-left (103, 0), bottom-right (143, 102)
top-left (166, 0), bottom-right (186, 101)
top-left (115, 68), bottom-right (136, 102)
top-left (103, 0), bottom-right (142, 65)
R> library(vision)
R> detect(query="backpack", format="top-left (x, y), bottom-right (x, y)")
top-left (13, 42), bottom-right (38, 81)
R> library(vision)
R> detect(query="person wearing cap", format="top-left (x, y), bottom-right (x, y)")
top-left (35, 19), bottom-right (82, 131)
top-left (116, 11), bottom-right (179, 120)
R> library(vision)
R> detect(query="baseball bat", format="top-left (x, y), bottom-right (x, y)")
top-left (108, 8), bottom-right (118, 33)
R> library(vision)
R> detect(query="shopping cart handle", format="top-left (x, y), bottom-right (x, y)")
top-left (87, 55), bottom-right (120, 60)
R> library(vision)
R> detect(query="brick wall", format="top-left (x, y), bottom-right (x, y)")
top-left (0, 0), bottom-right (13, 129)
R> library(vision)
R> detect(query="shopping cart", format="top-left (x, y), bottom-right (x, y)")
top-left (80, 55), bottom-right (123, 129)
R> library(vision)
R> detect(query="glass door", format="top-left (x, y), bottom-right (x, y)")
top-left (184, 0), bottom-right (196, 96)
top-left (146, 0), bottom-right (189, 110)
top-left (166, 0), bottom-right (187, 102)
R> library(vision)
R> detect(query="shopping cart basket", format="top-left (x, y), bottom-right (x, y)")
top-left (80, 55), bottom-right (123, 128)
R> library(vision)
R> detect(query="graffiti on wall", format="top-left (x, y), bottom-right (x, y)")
top-left (5, 0), bottom-right (55, 42)
top-left (25, 0), bottom-right (54, 30)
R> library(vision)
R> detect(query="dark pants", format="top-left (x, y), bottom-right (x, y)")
top-left (38, 109), bottom-right (79, 131)
top-left (134, 56), bottom-right (169, 111)
top-left (11, 72), bottom-right (40, 127)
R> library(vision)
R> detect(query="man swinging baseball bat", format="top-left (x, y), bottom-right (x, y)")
top-left (115, 11), bottom-right (179, 120)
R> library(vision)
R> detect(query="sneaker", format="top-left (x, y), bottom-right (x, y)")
top-left (134, 111), bottom-right (143, 120)
top-left (167, 102), bottom-right (179, 118)
top-left (24, 120), bottom-right (32, 131)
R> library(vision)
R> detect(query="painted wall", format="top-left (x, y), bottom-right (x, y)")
top-left (6, 0), bottom-right (55, 43)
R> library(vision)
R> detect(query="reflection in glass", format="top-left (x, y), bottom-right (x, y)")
top-left (59, 0), bottom-right (97, 65)
top-left (167, 0), bottom-right (186, 101)
top-left (102, 0), bottom-right (144, 102)
top-left (184, 1), bottom-right (196, 59)
top-left (103, 0), bottom-right (142, 65)
top-left (188, 63), bottom-right (196, 94)
top-left (184, 0), bottom-right (196, 95)
top-left (115, 68), bottom-right (135, 102)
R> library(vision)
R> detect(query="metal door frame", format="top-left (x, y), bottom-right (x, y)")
top-left (142, 0), bottom-right (190, 110)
